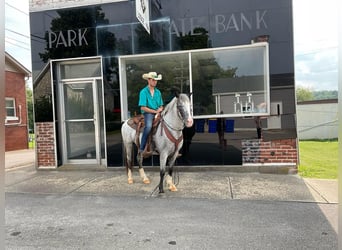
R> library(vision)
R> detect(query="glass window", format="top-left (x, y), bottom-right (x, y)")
top-left (191, 45), bottom-right (268, 117)
top-left (5, 98), bottom-right (16, 118)
top-left (120, 51), bottom-right (189, 119)
top-left (119, 43), bottom-right (269, 120)
top-left (60, 61), bottom-right (102, 79)
top-left (96, 18), bottom-right (171, 56)
top-left (33, 64), bottom-right (53, 122)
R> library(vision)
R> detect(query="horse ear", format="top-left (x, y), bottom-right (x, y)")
top-left (170, 86), bottom-right (180, 98)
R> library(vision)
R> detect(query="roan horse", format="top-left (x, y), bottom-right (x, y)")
top-left (121, 93), bottom-right (194, 193)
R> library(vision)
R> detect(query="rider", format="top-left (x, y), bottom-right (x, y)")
top-left (138, 72), bottom-right (164, 157)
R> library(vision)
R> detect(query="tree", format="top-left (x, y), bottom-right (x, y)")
top-left (26, 86), bottom-right (34, 132)
top-left (313, 90), bottom-right (338, 100)
top-left (39, 6), bottom-right (115, 62)
top-left (296, 86), bottom-right (314, 102)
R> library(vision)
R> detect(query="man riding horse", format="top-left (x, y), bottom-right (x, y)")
top-left (121, 71), bottom-right (193, 192)
top-left (138, 72), bottom-right (164, 159)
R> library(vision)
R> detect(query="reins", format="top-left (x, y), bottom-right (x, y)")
top-left (159, 98), bottom-right (186, 155)
top-left (160, 119), bottom-right (183, 152)
top-left (148, 94), bottom-right (191, 196)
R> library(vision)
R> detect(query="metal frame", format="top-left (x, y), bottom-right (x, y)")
top-left (51, 56), bottom-right (107, 166)
top-left (119, 42), bottom-right (270, 121)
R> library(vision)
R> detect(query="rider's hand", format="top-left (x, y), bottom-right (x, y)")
top-left (156, 107), bottom-right (163, 113)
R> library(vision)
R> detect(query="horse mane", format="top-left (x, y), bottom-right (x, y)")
top-left (162, 96), bottom-right (177, 115)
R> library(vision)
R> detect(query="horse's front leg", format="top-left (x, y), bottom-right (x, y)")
top-left (158, 154), bottom-right (168, 193)
top-left (139, 168), bottom-right (150, 184)
top-left (159, 170), bottom-right (165, 193)
top-left (165, 154), bottom-right (178, 192)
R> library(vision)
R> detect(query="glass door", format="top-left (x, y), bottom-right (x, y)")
top-left (61, 79), bottom-right (100, 164)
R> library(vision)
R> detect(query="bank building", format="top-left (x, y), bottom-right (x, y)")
top-left (29, 0), bottom-right (298, 172)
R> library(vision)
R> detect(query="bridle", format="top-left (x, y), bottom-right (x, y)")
top-left (162, 96), bottom-right (190, 131)
top-left (159, 95), bottom-right (191, 155)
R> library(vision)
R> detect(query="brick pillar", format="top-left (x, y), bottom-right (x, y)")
top-left (35, 122), bottom-right (57, 168)
top-left (242, 138), bottom-right (298, 174)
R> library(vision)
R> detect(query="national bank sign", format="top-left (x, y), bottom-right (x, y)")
top-left (170, 10), bottom-right (268, 36)
top-left (47, 10), bottom-right (268, 49)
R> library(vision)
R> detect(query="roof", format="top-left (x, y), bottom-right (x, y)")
top-left (5, 52), bottom-right (31, 77)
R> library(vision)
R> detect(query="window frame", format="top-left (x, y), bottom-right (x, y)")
top-left (5, 97), bottom-right (18, 121)
top-left (119, 42), bottom-right (270, 121)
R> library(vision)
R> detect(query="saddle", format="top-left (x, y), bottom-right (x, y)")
top-left (127, 114), bottom-right (161, 157)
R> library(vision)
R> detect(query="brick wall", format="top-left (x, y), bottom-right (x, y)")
top-left (242, 138), bottom-right (298, 173)
top-left (36, 122), bottom-right (57, 168)
top-left (5, 71), bottom-right (29, 151)
top-left (5, 127), bottom-right (28, 151)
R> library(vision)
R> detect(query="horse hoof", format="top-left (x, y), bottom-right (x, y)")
top-left (169, 185), bottom-right (178, 192)
top-left (143, 179), bottom-right (150, 184)
top-left (128, 179), bottom-right (133, 184)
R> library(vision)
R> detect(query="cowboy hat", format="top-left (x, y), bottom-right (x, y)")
top-left (142, 72), bottom-right (162, 80)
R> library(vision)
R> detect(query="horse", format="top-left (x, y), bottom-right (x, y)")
top-left (121, 93), bottom-right (194, 193)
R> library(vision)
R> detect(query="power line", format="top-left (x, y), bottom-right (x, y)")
top-left (5, 36), bottom-right (30, 46)
top-left (5, 2), bottom-right (28, 15)
top-left (5, 40), bottom-right (30, 50)
top-left (5, 28), bottom-right (30, 39)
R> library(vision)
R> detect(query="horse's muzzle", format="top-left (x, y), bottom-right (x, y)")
top-left (185, 118), bottom-right (194, 128)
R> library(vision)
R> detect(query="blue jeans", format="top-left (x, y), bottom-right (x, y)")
top-left (140, 113), bottom-right (154, 151)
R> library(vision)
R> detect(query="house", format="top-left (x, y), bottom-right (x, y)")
top-left (296, 99), bottom-right (338, 140)
top-left (5, 52), bottom-right (31, 151)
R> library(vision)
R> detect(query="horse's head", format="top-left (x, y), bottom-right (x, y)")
top-left (176, 93), bottom-right (194, 128)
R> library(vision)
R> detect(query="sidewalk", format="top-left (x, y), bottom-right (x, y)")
top-left (4, 149), bottom-right (339, 248)
top-left (4, 149), bottom-right (338, 204)
top-left (5, 149), bottom-right (35, 170)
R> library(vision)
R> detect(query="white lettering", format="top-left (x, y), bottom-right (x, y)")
top-left (240, 13), bottom-right (252, 30)
top-left (67, 30), bottom-right (77, 47)
top-left (215, 14), bottom-right (226, 33)
top-left (48, 32), bottom-right (57, 49)
top-left (48, 28), bottom-right (89, 48)
top-left (170, 19), bottom-right (180, 36)
top-left (78, 28), bottom-right (88, 46)
top-left (213, 10), bottom-right (268, 34)
top-left (256, 10), bottom-right (268, 29)
top-left (179, 18), bottom-right (186, 36)
top-left (56, 31), bottom-right (67, 48)
top-left (225, 14), bottom-right (239, 31)
top-left (190, 17), bottom-right (203, 35)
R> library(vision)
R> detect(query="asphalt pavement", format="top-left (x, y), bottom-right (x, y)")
top-left (4, 149), bottom-right (339, 249)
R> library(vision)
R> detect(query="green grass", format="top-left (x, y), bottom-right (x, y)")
top-left (298, 140), bottom-right (338, 179)
top-left (28, 133), bottom-right (35, 149)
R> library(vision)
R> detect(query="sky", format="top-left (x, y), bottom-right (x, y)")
top-left (4, 0), bottom-right (339, 91)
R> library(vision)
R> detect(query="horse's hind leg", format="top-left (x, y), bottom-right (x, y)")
top-left (122, 136), bottom-right (134, 184)
top-left (125, 146), bottom-right (134, 184)
top-left (137, 148), bottom-right (150, 184)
